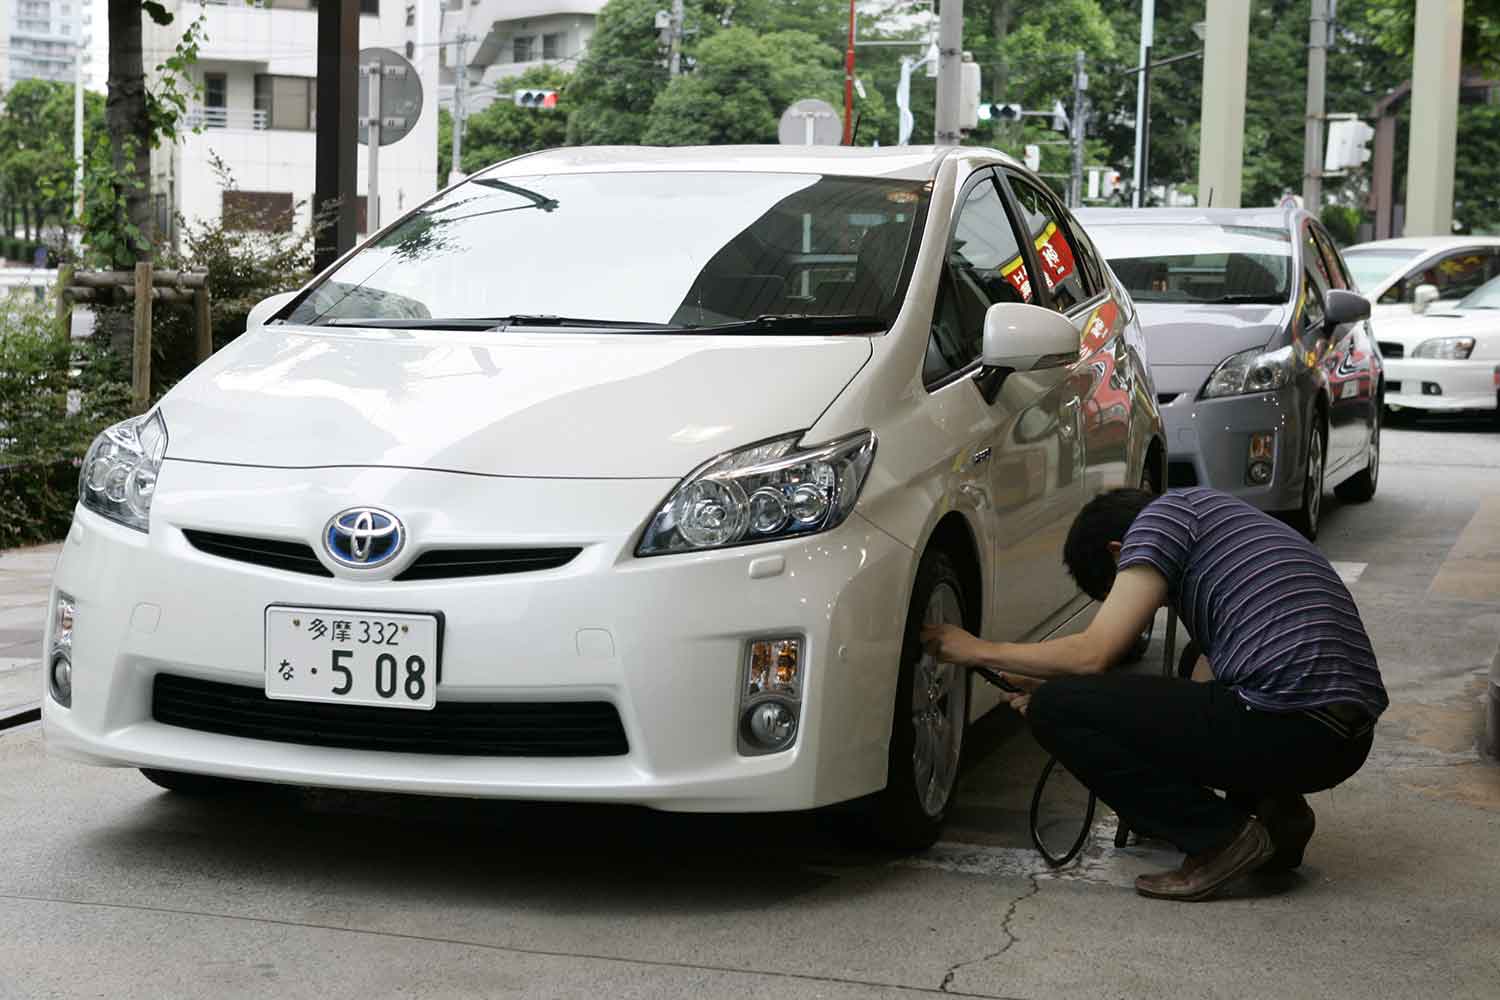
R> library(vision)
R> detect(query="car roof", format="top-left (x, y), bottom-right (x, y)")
top-left (1345, 235), bottom-right (1500, 252)
top-left (479, 145), bottom-right (1004, 182)
top-left (1075, 207), bottom-right (1298, 230)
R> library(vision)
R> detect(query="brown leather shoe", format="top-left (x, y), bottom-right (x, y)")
top-left (1135, 818), bottom-right (1275, 902)
top-left (1256, 793), bottom-right (1315, 872)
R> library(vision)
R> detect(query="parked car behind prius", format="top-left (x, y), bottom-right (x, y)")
top-left (1343, 236), bottom-right (1500, 324)
top-left (1372, 272), bottom-right (1500, 420)
top-left (43, 146), bottom-right (1164, 849)
top-left (1079, 207), bottom-right (1381, 540)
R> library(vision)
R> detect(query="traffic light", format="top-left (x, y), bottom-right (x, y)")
top-left (1324, 117), bottom-right (1375, 172)
top-left (990, 103), bottom-right (1022, 123)
top-left (515, 89), bottom-right (558, 110)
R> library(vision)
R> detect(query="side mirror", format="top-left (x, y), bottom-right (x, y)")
top-left (1411, 283), bottom-right (1439, 314)
top-left (1325, 288), bottom-right (1371, 326)
top-left (982, 302), bottom-right (1079, 372)
top-left (246, 290), bottom-right (298, 330)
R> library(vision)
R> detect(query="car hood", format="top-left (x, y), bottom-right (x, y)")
top-left (160, 326), bottom-right (873, 478)
top-left (1375, 308), bottom-right (1500, 348)
top-left (1134, 303), bottom-right (1288, 397)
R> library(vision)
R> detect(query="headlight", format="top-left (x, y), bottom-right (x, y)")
top-left (1411, 336), bottom-right (1475, 360)
top-left (637, 430), bottom-right (876, 556)
top-left (78, 411), bottom-right (168, 532)
top-left (1201, 345), bottom-right (1295, 399)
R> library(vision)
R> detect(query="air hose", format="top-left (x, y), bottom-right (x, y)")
top-left (974, 609), bottom-right (1181, 868)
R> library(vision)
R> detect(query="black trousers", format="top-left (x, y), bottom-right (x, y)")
top-left (1026, 673), bottom-right (1374, 857)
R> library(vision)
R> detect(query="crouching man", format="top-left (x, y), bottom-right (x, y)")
top-left (923, 487), bottom-right (1387, 902)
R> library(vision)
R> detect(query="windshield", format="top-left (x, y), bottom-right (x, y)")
top-left (1090, 224), bottom-right (1292, 304)
top-left (284, 171), bottom-right (929, 331)
top-left (1456, 273), bottom-right (1500, 309)
top-left (1342, 248), bottom-right (1422, 292)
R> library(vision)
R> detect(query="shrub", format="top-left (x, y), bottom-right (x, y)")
top-left (0, 290), bottom-right (130, 547)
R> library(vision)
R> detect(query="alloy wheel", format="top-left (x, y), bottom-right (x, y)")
top-left (912, 582), bottom-right (968, 818)
top-left (1305, 428), bottom-right (1325, 532)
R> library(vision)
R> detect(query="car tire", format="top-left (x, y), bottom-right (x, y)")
top-left (1287, 419), bottom-right (1327, 541)
top-left (1334, 409), bottom-right (1379, 503)
top-left (139, 768), bottom-right (260, 796)
top-left (854, 548), bottom-right (971, 851)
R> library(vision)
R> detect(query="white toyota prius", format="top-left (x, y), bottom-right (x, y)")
top-left (44, 146), bottom-right (1164, 847)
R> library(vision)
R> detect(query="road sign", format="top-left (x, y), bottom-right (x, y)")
top-left (357, 47), bottom-right (422, 147)
top-left (778, 99), bottom-right (842, 146)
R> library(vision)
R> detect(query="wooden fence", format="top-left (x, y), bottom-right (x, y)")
top-left (59, 263), bottom-right (211, 414)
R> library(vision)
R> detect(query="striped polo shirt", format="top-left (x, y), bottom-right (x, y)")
top-left (1117, 488), bottom-right (1388, 718)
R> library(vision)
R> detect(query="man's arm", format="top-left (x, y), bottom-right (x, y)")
top-left (922, 565), bottom-right (1168, 680)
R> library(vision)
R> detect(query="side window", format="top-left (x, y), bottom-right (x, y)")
top-left (1311, 228), bottom-right (1348, 290)
top-left (1303, 227), bottom-right (1333, 291)
top-left (1005, 174), bottom-right (1089, 312)
top-left (1404, 248), bottom-right (1491, 301)
top-left (1300, 271), bottom-right (1326, 339)
top-left (1065, 213), bottom-right (1108, 294)
top-left (926, 174), bottom-right (1032, 385)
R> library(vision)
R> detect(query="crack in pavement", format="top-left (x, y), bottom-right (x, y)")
top-left (939, 874), bottom-right (1042, 994)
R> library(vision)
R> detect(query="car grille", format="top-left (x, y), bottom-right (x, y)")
top-left (1167, 461), bottom-right (1200, 487)
top-left (1379, 341), bottom-right (1404, 359)
top-left (182, 530), bottom-right (580, 581)
top-left (152, 673), bottom-right (630, 757)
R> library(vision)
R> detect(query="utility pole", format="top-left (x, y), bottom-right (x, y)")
top-left (1069, 51), bottom-right (1087, 208)
top-left (668, 0), bottom-right (685, 77)
top-left (73, 32), bottom-right (85, 224)
top-left (934, 0), bottom-right (964, 144)
top-left (449, 34), bottom-right (473, 186)
top-left (1302, 0), bottom-right (1330, 210)
top-left (363, 58), bottom-right (383, 233)
top-left (1131, 0), bottom-right (1154, 208)
top-left (842, 0), bottom-right (856, 145)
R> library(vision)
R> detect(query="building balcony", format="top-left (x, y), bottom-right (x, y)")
top-left (186, 106), bottom-right (270, 130)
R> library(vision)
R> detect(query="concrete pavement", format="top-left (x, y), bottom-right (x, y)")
top-left (0, 414), bottom-right (1496, 999)
top-left (0, 544), bottom-right (53, 719)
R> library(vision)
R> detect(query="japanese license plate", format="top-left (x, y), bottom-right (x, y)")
top-left (265, 606), bottom-right (440, 710)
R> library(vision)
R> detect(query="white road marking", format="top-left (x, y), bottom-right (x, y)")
top-left (1330, 561), bottom-right (1367, 584)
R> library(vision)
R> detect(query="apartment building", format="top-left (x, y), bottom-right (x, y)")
top-left (5, 0), bottom-right (91, 88)
top-left (146, 0), bottom-right (438, 241)
top-left (438, 0), bottom-right (604, 114)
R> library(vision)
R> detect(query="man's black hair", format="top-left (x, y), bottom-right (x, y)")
top-left (1063, 488), bottom-right (1158, 601)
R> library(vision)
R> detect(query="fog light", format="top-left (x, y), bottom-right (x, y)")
top-left (1246, 433), bottom-right (1275, 486)
top-left (743, 700), bottom-right (797, 751)
top-left (1248, 460), bottom-right (1273, 485)
top-left (50, 654), bottom-right (72, 707)
top-left (53, 592), bottom-right (75, 649)
top-left (1422, 382), bottom-right (1442, 396)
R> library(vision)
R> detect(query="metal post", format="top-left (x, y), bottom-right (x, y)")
top-left (314, 0), bottom-right (359, 272)
top-left (449, 35), bottom-right (467, 186)
top-left (1197, 0), bottom-right (1251, 209)
top-left (935, 0), bottom-right (964, 144)
top-left (73, 38), bottom-right (84, 224)
top-left (193, 287), bottom-right (212, 363)
top-left (132, 262), bottom-right (153, 414)
top-left (1070, 51), bottom-right (1087, 208)
top-left (366, 63), bottom-right (382, 234)
top-left (843, 0), bottom-right (856, 144)
top-left (1131, 0), bottom-right (1155, 208)
top-left (669, 0), bottom-right (685, 77)
top-left (1302, 0), bottom-right (1329, 210)
top-left (1404, 0), bottom-right (1462, 236)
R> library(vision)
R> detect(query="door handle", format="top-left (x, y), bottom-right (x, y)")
top-left (971, 447), bottom-right (993, 466)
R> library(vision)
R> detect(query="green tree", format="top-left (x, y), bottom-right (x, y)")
top-left (642, 28), bottom-right (844, 145)
top-left (0, 81), bottom-right (107, 242)
top-left (565, 0), bottom-right (671, 145)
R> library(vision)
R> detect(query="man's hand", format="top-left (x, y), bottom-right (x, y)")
top-left (984, 670), bottom-right (1044, 716)
top-left (921, 623), bottom-right (988, 667)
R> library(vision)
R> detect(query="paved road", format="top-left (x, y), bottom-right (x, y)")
top-left (1, 414), bottom-right (1497, 999)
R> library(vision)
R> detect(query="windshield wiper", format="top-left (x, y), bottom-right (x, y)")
top-left (685, 313), bottom-right (888, 335)
top-left (317, 315), bottom-right (677, 331)
top-left (1207, 294), bottom-right (1287, 305)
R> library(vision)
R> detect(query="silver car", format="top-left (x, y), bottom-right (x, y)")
top-left (1079, 208), bottom-right (1382, 539)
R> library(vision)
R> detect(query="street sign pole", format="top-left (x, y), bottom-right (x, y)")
top-left (366, 62), bottom-right (382, 233)
top-left (1070, 51), bottom-right (1087, 208)
top-left (935, 0), bottom-right (963, 144)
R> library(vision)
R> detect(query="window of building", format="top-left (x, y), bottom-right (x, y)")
top-left (405, 4), bottom-right (415, 26)
top-left (254, 75), bottom-right (316, 131)
top-left (512, 36), bottom-right (535, 63)
top-left (204, 73), bottom-right (227, 109)
top-left (542, 32), bottom-right (564, 60)
top-left (267, 0), bottom-right (315, 9)
top-left (223, 191), bottom-right (295, 233)
top-left (360, 0), bottom-right (379, 15)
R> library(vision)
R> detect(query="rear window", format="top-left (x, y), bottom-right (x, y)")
top-left (1091, 225), bottom-right (1292, 305)
top-left (1342, 248), bottom-right (1422, 293)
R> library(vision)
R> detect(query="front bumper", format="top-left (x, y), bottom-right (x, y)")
top-left (1385, 358), bottom-right (1500, 412)
top-left (1158, 386), bottom-right (1307, 512)
top-left (42, 461), bottom-right (915, 812)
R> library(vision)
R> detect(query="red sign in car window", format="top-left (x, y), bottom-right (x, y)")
top-left (998, 222), bottom-right (1077, 303)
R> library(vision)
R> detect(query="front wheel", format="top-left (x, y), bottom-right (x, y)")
top-left (854, 549), bottom-right (971, 850)
top-left (1286, 420), bottom-right (1326, 541)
